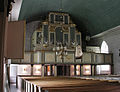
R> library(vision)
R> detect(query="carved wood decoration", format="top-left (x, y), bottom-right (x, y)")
top-left (64, 52), bottom-right (74, 63)
top-left (7, 0), bottom-right (15, 16)
top-left (45, 52), bottom-right (55, 63)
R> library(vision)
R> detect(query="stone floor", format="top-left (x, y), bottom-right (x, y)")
top-left (10, 84), bottom-right (21, 92)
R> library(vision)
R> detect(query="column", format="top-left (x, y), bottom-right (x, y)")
top-left (74, 65), bottom-right (76, 76)
top-left (111, 64), bottom-right (114, 75)
top-left (66, 65), bottom-right (70, 76)
top-left (0, 4), bottom-right (7, 91)
top-left (80, 65), bottom-right (83, 76)
top-left (42, 64), bottom-right (44, 77)
top-left (31, 64), bottom-right (33, 75)
top-left (54, 65), bottom-right (57, 76)
top-left (92, 65), bottom-right (96, 76)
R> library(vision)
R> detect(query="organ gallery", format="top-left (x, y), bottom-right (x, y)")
top-left (10, 12), bottom-right (113, 77)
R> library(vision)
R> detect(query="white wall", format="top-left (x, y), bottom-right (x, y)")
top-left (10, 64), bottom-right (18, 83)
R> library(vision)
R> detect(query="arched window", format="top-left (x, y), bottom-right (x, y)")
top-left (101, 41), bottom-right (109, 53)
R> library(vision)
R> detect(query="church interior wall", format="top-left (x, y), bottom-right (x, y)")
top-left (88, 26), bottom-right (120, 74)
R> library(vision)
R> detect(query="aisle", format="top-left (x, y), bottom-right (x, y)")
top-left (10, 84), bottom-right (20, 92)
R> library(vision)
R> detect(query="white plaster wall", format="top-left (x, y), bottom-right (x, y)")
top-left (25, 21), bottom-right (41, 51)
top-left (10, 64), bottom-right (18, 83)
top-left (104, 31), bottom-right (120, 74)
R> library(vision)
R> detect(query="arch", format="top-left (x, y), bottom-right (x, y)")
top-left (101, 41), bottom-right (109, 53)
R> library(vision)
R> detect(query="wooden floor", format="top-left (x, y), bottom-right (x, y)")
top-left (22, 76), bottom-right (120, 92)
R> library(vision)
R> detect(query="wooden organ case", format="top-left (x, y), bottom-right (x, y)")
top-left (31, 12), bottom-right (82, 51)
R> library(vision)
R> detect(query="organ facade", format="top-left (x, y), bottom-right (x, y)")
top-left (31, 12), bottom-right (82, 64)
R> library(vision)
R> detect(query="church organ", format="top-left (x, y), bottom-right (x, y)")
top-left (31, 12), bottom-right (81, 51)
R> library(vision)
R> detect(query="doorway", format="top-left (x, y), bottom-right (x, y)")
top-left (57, 65), bottom-right (70, 76)
top-left (57, 65), bottom-right (63, 76)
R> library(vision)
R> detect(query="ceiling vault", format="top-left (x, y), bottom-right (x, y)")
top-left (14, 0), bottom-right (120, 36)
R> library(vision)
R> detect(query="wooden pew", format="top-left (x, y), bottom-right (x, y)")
top-left (20, 76), bottom-right (120, 92)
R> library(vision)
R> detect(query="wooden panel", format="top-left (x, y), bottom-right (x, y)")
top-left (64, 52), bottom-right (74, 63)
top-left (22, 52), bottom-right (31, 63)
top-left (86, 46), bottom-right (100, 53)
top-left (56, 56), bottom-right (62, 63)
top-left (34, 52), bottom-right (38, 63)
top-left (45, 52), bottom-right (55, 63)
top-left (95, 54), bottom-right (104, 64)
top-left (4, 21), bottom-right (25, 59)
top-left (105, 54), bottom-right (112, 64)
top-left (34, 52), bottom-right (42, 63)
top-left (11, 59), bottom-right (21, 63)
top-left (82, 53), bottom-right (91, 63)
top-left (76, 59), bottom-right (82, 63)
top-left (4, 17), bottom-right (8, 57)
